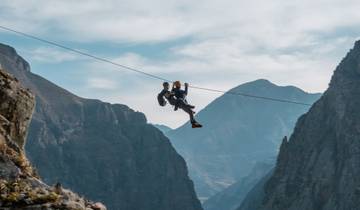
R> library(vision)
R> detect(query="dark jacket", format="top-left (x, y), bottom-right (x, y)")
top-left (172, 85), bottom-right (188, 100)
top-left (158, 89), bottom-right (177, 106)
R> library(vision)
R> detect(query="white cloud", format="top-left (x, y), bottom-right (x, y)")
top-left (29, 47), bottom-right (80, 63)
top-left (86, 78), bottom-right (118, 90)
top-left (1, 0), bottom-right (360, 127)
top-left (1, 0), bottom-right (358, 44)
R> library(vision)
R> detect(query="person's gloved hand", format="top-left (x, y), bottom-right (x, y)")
top-left (185, 83), bottom-right (189, 87)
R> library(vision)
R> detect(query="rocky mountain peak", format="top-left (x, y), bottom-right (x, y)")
top-left (332, 40), bottom-right (360, 79)
top-left (258, 40), bottom-right (360, 210)
top-left (247, 79), bottom-right (273, 86)
top-left (0, 43), bottom-right (30, 73)
top-left (230, 79), bottom-right (276, 92)
top-left (0, 44), bottom-right (18, 59)
top-left (228, 79), bottom-right (312, 101)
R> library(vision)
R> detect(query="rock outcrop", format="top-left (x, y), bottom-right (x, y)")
top-left (0, 43), bottom-right (202, 210)
top-left (167, 79), bottom-right (321, 200)
top-left (256, 40), bottom-right (360, 210)
top-left (0, 68), bottom-right (105, 210)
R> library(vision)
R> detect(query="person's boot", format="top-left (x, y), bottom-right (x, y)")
top-left (174, 106), bottom-right (178, 111)
top-left (192, 122), bottom-right (203, 128)
top-left (188, 104), bottom-right (195, 109)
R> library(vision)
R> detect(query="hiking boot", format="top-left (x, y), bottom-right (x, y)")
top-left (192, 122), bottom-right (203, 128)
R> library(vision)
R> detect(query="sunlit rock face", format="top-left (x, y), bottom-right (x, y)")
top-left (0, 68), bottom-right (106, 210)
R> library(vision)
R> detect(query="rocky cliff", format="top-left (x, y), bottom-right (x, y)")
top-left (167, 79), bottom-right (320, 200)
top-left (257, 40), bottom-right (360, 210)
top-left (0, 68), bottom-right (105, 210)
top-left (0, 43), bottom-right (202, 210)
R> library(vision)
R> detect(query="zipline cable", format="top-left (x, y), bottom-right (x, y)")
top-left (189, 85), bottom-right (312, 106)
top-left (0, 25), bottom-right (312, 106)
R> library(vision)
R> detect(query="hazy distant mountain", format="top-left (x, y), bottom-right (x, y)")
top-left (237, 170), bottom-right (273, 210)
top-left (167, 79), bottom-right (321, 200)
top-left (0, 43), bottom-right (202, 210)
top-left (153, 124), bottom-right (173, 134)
top-left (248, 40), bottom-right (360, 210)
top-left (203, 161), bottom-right (273, 210)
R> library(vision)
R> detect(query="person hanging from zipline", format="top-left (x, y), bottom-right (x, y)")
top-left (158, 81), bottom-right (203, 128)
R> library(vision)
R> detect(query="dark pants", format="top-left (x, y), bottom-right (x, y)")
top-left (176, 99), bottom-right (196, 123)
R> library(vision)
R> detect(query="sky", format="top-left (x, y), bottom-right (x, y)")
top-left (0, 0), bottom-right (360, 128)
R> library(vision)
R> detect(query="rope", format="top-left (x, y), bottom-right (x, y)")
top-left (189, 85), bottom-right (312, 106)
top-left (0, 25), bottom-right (312, 106)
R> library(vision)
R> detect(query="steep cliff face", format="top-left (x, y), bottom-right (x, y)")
top-left (0, 43), bottom-right (202, 210)
top-left (0, 68), bottom-right (105, 210)
top-left (167, 80), bottom-right (320, 200)
top-left (258, 41), bottom-right (360, 210)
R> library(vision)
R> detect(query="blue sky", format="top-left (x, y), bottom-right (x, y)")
top-left (1, 0), bottom-right (360, 128)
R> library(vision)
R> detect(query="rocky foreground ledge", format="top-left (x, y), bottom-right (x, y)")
top-left (0, 68), bottom-right (106, 210)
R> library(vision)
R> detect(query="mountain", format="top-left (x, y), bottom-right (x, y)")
top-left (167, 79), bottom-right (321, 200)
top-left (237, 169), bottom-right (273, 210)
top-left (0, 43), bottom-right (202, 210)
top-left (0, 68), bottom-right (105, 210)
top-left (152, 124), bottom-right (172, 134)
top-left (250, 40), bottom-right (360, 210)
top-left (203, 161), bottom-right (273, 210)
